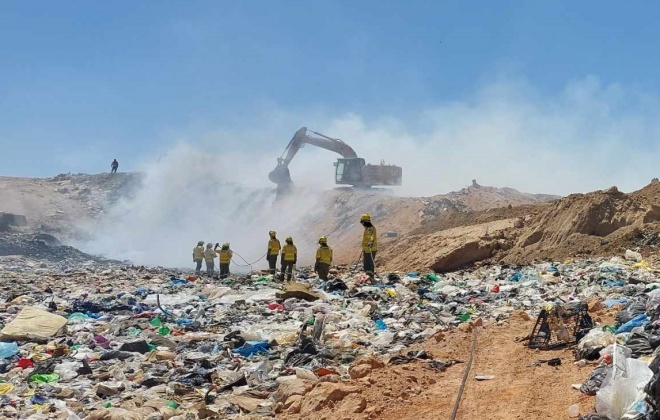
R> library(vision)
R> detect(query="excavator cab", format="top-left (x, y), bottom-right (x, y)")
top-left (335, 158), bottom-right (366, 185)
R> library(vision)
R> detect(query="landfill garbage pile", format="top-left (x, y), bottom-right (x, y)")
top-left (575, 260), bottom-right (660, 419)
top-left (0, 250), bottom-right (657, 419)
top-left (0, 233), bottom-right (120, 266)
top-left (47, 172), bottom-right (143, 218)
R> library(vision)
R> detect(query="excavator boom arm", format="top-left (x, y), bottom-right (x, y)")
top-left (269, 127), bottom-right (358, 186)
top-left (279, 127), bottom-right (358, 166)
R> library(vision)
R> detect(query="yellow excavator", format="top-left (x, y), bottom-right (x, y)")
top-left (268, 127), bottom-right (403, 193)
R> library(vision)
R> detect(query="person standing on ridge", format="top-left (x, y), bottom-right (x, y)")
top-left (267, 231), bottom-right (281, 276)
top-left (111, 159), bottom-right (119, 173)
top-left (280, 236), bottom-right (297, 282)
top-left (315, 236), bottom-right (333, 281)
top-left (215, 242), bottom-right (233, 279)
top-left (203, 242), bottom-right (217, 277)
top-left (360, 213), bottom-right (377, 280)
top-left (193, 241), bottom-right (204, 275)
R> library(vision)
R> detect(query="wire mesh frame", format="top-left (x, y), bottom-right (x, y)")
top-left (528, 303), bottom-right (593, 350)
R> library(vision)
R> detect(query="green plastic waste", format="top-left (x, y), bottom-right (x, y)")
top-left (425, 274), bottom-right (440, 282)
top-left (29, 373), bottom-right (60, 384)
top-left (103, 402), bottom-right (112, 408)
top-left (68, 313), bottom-right (89, 322)
top-left (147, 344), bottom-right (157, 352)
top-left (126, 327), bottom-right (142, 336)
top-left (256, 276), bottom-right (269, 282)
top-left (165, 401), bottom-right (179, 409)
top-left (603, 325), bottom-right (616, 333)
top-left (157, 326), bottom-right (170, 336)
top-left (150, 317), bottom-right (162, 327)
top-left (458, 313), bottom-right (470, 322)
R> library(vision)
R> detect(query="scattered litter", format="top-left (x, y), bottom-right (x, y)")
top-left (0, 248), bottom-right (656, 417)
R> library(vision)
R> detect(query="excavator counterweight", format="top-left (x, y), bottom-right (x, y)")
top-left (268, 127), bottom-right (402, 192)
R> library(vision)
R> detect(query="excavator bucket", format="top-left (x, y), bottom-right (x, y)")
top-left (268, 163), bottom-right (293, 185)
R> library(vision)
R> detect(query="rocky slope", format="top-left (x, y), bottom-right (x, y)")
top-left (379, 179), bottom-right (660, 273)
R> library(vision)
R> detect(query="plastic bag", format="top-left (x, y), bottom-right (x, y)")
top-left (54, 361), bottom-right (82, 381)
top-left (372, 331), bottom-right (395, 349)
top-left (581, 365), bottom-right (611, 395)
top-left (626, 331), bottom-right (654, 358)
top-left (232, 341), bottom-right (270, 357)
top-left (616, 314), bottom-right (649, 334)
top-left (29, 373), bottom-right (60, 383)
top-left (0, 342), bottom-right (19, 359)
top-left (596, 345), bottom-right (653, 418)
top-left (577, 329), bottom-right (616, 360)
top-left (616, 301), bottom-right (647, 327)
top-left (578, 414), bottom-right (610, 420)
top-left (645, 372), bottom-right (660, 409)
top-left (647, 289), bottom-right (660, 312)
top-left (625, 250), bottom-right (643, 262)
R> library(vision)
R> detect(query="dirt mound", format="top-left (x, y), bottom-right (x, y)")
top-left (411, 204), bottom-right (545, 237)
top-left (383, 180), bottom-right (660, 273)
top-left (310, 183), bottom-right (558, 266)
top-left (504, 182), bottom-right (660, 263)
top-left (419, 180), bottom-right (558, 220)
top-left (379, 219), bottom-right (517, 273)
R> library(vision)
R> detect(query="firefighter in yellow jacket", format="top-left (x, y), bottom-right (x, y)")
top-left (360, 214), bottom-right (377, 280)
top-left (192, 241), bottom-right (204, 275)
top-left (267, 231), bottom-right (281, 275)
top-left (214, 243), bottom-right (233, 279)
top-left (203, 242), bottom-right (217, 277)
top-left (315, 236), bottom-right (333, 281)
top-left (280, 237), bottom-right (297, 282)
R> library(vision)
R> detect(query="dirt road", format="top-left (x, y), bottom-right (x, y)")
top-left (281, 308), bottom-right (618, 420)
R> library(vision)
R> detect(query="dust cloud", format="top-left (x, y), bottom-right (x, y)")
top-left (83, 143), bottom-right (327, 269)
top-left (84, 77), bottom-right (660, 267)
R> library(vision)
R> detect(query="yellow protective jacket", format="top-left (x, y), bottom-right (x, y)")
top-left (268, 238), bottom-right (281, 256)
top-left (281, 244), bottom-right (297, 262)
top-left (203, 248), bottom-right (217, 263)
top-left (193, 246), bottom-right (204, 261)
top-left (316, 246), bottom-right (333, 265)
top-left (216, 249), bottom-right (233, 264)
top-left (362, 226), bottom-right (378, 252)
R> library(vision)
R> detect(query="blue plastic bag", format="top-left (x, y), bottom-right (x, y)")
top-left (0, 342), bottom-right (19, 359)
top-left (604, 298), bottom-right (630, 307)
top-left (509, 272), bottom-right (522, 282)
top-left (232, 341), bottom-right (270, 357)
top-left (603, 279), bottom-right (625, 287)
top-left (616, 313), bottom-right (648, 334)
top-left (374, 319), bottom-right (387, 330)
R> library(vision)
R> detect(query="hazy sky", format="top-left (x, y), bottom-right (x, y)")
top-left (2, 1), bottom-right (660, 195)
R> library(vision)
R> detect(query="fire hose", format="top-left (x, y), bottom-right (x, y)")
top-left (449, 327), bottom-right (479, 420)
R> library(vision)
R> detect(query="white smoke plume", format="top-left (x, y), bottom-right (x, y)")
top-left (83, 143), bottom-right (327, 269)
